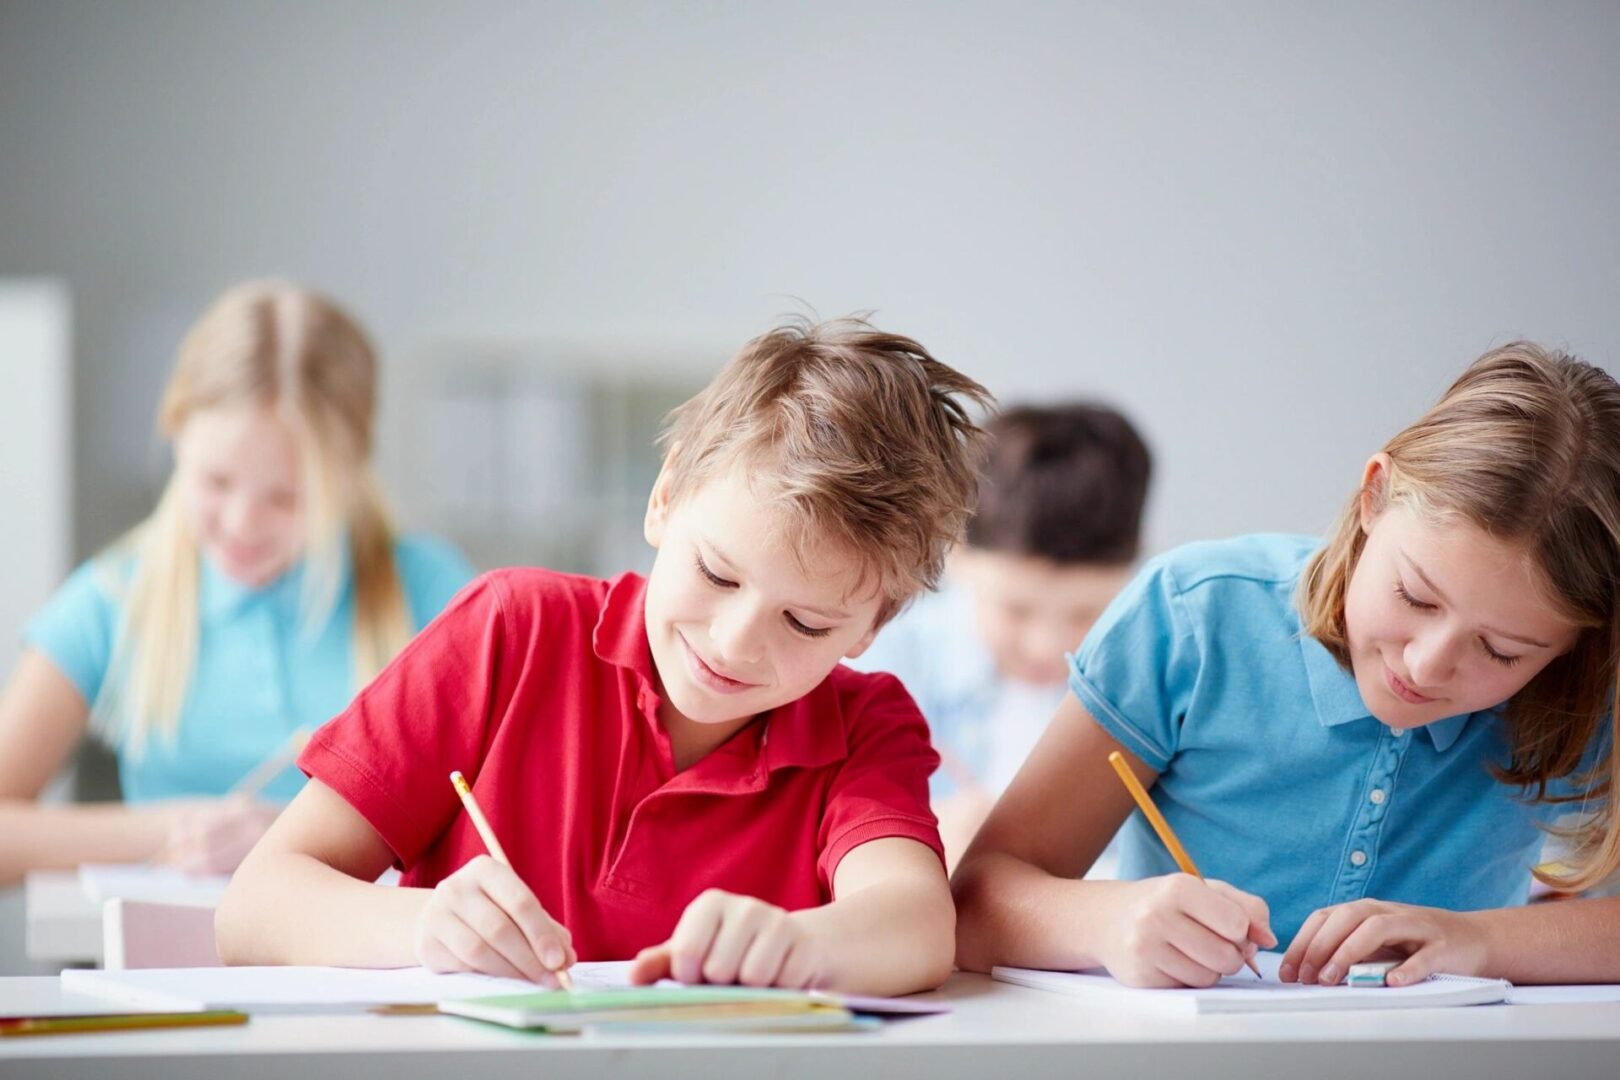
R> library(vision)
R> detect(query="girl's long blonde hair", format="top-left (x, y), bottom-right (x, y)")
top-left (1300, 342), bottom-right (1620, 892)
top-left (97, 281), bottom-right (412, 751)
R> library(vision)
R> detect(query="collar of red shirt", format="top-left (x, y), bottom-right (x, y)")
top-left (591, 571), bottom-right (851, 775)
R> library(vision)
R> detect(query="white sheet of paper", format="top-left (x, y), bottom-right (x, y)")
top-left (993, 952), bottom-right (1511, 1014)
top-left (62, 961), bottom-right (634, 1015)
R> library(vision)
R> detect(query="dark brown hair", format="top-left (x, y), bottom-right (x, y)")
top-left (965, 403), bottom-right (1151, 565)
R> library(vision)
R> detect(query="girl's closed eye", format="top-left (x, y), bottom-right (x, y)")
top-left (1394, 581), bottom-right (1434, 610)
top-left (1397, 581), bottom-right (1523, 667)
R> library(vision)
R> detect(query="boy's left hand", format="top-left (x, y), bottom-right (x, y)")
top-left (1279, 898), bottom-right (1490, 987)
top-left (628, 889), bottom-right (826, 988)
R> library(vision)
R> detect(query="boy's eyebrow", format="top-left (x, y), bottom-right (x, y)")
top-left (707, 540), bottom-right (852, 621)
top-left (1401, 553), bottom-right (1553, 649)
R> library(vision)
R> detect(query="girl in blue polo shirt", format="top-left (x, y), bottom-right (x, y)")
top-left (955, 342), bottom-right (1620, 990)
top-left (0, 281), bottom-right (473, 884)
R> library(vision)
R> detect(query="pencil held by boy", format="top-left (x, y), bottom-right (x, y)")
top-left (953, 343), bottom-right (1620, 991)
top-left (217, 316), bottom-right (992, 996)
top-left (856, 404), bottom-right (1150, 868)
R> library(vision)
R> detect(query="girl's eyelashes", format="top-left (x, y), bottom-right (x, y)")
top-left (1394, 582), bottom-right (1435, 610)
top-left (1396, 581), bottom-right (1522, 668)
top-left (695, 553), bottom-right (736, 589)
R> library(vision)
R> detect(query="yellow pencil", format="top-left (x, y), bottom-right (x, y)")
top-left (0, 1011), bottom-right (247, 1038)
top-left (448, 770), bottom-right (574, 991)
top-left (1106, 751), bottom-right (1264, 979)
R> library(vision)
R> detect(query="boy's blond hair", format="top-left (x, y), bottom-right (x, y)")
top-left (1300, 342), bottom-right (1620, 892)
top-left (660, 315), bottom-right (993, 621)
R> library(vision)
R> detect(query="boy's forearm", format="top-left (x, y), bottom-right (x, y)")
top-left (794, 876), bottom-right (956, 997)
top-left (1472, 897), bottom-right (1620, 983)
top-left (953, 850), bottom-right (1125, 973)
top-left (216, 852), bottom-right (430, 967)
top-left (0, 800), bottom-right (172, 885)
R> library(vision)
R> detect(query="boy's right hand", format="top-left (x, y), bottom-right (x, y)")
top-left (1098, 873), bottom-right (1275, 988)
top-left (413, 855), bottom-right (576, 985)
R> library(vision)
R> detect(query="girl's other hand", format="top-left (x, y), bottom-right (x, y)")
top-left (413, 854), bottom-right (576, 985)
top-left (629, 889), bottom-right (828, 989)
top-left (1279, 899), bottom-right (1489, 986)
top-left (156, 794), bottom-right (284, 875)
top-left (1098, 873), bottom-right (1276, 987)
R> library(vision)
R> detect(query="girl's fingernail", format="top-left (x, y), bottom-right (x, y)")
top-left (1279, 962), bottom-right (1296, 981)
top-left (1299, 964), bottom-right (1316, 984)
top-left (1320, 965), bottom-right (1340, 984)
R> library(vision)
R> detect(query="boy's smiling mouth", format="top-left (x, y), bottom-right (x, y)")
top-left (679, 632), bottom-right (761, 694)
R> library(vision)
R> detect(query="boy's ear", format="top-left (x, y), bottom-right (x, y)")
top-left (841, 613), bottom-right (885, 662)
top-left (644, 443), bottom-right (679, 548)
top-left (1358, 453), bottom-right (1392, 533)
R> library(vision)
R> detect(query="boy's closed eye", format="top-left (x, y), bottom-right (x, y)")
top-left (694, 552), bottom-right (834, 639)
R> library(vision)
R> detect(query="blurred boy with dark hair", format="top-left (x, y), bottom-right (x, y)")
top-left (856, 402), bottom-right (1151, 869)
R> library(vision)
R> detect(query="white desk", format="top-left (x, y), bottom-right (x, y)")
top-left (22, 871), bottom-right (100, 966)
top-left (2, 972), bottom-right (1618, 1079)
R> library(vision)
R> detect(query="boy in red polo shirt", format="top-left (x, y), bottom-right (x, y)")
top-left (217, 317), bottom-right (992, 996)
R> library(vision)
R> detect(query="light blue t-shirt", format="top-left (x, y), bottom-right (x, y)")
top-left (22, 534), bottom-right (475, 803)
top-left (856, 584), bottom-right (1064, 799)
top-left (1071, 533), bottom-right (1596, 945)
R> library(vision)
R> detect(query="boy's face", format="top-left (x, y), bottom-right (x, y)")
top-left (952, 548), bottom-right (1133, 686)
top-left (643, 463), bottom-right (886, 734)
top-left (1343, 456), bottom-right (1579, 730)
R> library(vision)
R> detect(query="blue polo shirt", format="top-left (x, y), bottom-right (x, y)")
top-left (22, 534), bottom-right (474, 803)
top-left (1070, 533), bottom-right (1586, 945)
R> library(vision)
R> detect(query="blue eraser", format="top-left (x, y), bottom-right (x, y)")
top-left (1346, 960), bottom-right (1400, 987)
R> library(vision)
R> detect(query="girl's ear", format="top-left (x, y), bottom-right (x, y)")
top-left (1359, 453), bottom-right (1393, 533)
top-left (643, 443), bottom-right (680, 548)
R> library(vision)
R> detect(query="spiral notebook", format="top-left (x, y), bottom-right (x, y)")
top-left (992, 952), bottom-right (1510, 1014)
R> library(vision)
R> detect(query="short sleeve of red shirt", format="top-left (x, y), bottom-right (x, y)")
top-left (815, 670), bottom-right (944, 891)
top-left (297, 574), bottom-right (512, 868)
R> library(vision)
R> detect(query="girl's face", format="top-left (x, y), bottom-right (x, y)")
top-left (1343, 457), bottom-right (1580, 730)
top-left (174, 404), bottom-right (306, 588)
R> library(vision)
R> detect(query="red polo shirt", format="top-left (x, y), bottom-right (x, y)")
top-left (297, 568), bottom-right (943, 961)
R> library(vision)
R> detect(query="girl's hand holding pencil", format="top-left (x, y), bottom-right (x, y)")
top-left (156, 794), bottom-right (283, 875)
top-left (1101, 750), bottom-right (1276, 988)
top-left (1094, 873), bottom-right (1276, 988)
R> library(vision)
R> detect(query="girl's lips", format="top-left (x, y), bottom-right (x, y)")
top-left (680, 634), bottom-right (757, 694)
top-left (1385, 663), bottom-right (1437, 705)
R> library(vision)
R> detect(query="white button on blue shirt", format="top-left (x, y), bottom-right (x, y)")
top-left (23, 534), bottom-right (474, 804)
top-left (1069, 533), bottom-right (1584, 945)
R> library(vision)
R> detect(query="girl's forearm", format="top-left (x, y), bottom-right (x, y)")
top-left (0, 800), bottom-right (173, 885)
top-left (1473, 897), bottom-right (1620, 983)
top-left (953, 850), bottom-right (1129, 973)
top-left (794, 876), bottom-right (956, 997)
top-left (215, 851), bottom-right (430, 967)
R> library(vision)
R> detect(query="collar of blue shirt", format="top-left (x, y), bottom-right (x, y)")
top-left (1296, 631), bottom-right (1470, 752)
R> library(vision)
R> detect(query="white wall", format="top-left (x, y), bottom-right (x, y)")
top-left (0, 280), bottom-right (71, 643)
top-left (1, 1), bottom-right (1617, 562)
